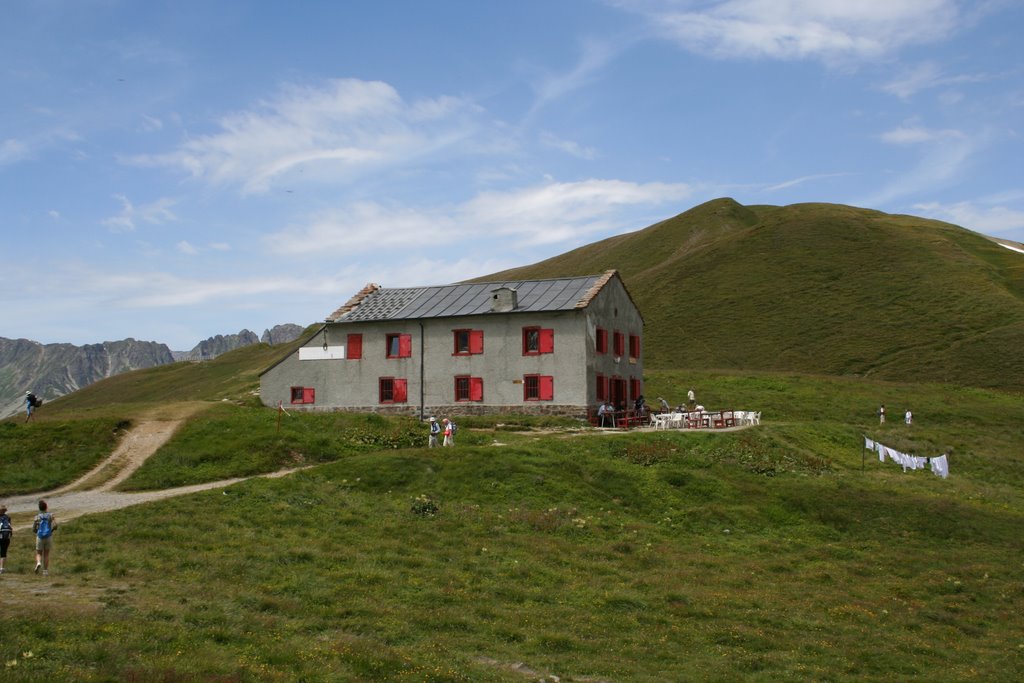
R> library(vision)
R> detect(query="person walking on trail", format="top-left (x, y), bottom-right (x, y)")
top-left (33, 499), bottom-right (56, 576)
top-left (427, 416), bottom-right (441, 448)
top-left (442, 418), bottom-right (455, 447)
top-left (25, 390), bottom-right (38, 423)
top-left (878, 404), bottom-right (886, 424)
top-left (905, 409), bottom-right (913, 425)
top-left (687, 388), bottom-right (696, 409)
top-left (0, 505), bottom-right (12, 574)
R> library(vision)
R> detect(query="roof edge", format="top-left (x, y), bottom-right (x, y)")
top-left (328, 283), bottom-right (381, 321)
top-left (574, 269), bottom-right (618, 308)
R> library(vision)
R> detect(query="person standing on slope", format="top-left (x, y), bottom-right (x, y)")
top-left (33, 499), bottom-right (56, 576)
top-left (0, 505), bottom-right (12, 574)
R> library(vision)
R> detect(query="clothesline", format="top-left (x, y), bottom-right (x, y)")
top-left (864, 436), bottom-right (949, 479)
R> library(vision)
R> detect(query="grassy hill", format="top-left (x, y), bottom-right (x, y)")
top-left (479, 199), bottom-right (1024, 391)
top-left (2, 203), bottom-right (1023, 680)
top-left (2, 364), bottom-right (1023, 680)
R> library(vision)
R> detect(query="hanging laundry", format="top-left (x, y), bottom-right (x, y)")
top-left (930, 454), bottom-right (949, 479)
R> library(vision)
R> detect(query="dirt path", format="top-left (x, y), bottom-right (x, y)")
top-left (1, 406), bottom-right (308, 605)
top-left (4, 404), bottom-right (304, 531)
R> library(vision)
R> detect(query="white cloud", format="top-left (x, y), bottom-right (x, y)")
top-left (101, 194), bottom-right (177, 232)
top-left (0, 138), bottom-right (29, 165)
top-left (526, 39), bottom-right (621, 119)
top-left (625, 0), bottom-right (961, 63)
top-left (763, 172), bottom-right (851, 192)
top-left (862, 131), bottom-right (983, 205)
top-left (881, 61), bottom-right (999, 99)
top-left (128, 79), bottom-right (484, 194)
top-left (913, 199), bottom-right (1024, 238)
top-left (879, 125), bottom-right (964, 145)
top-left (176, 240), bottom-right (198, 255)
top-left (266, 178), bottom-right (693, 255)
top-left (540, 132), bottom-right (598, 160)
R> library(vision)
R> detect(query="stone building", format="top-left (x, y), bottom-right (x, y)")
top-left (259, 270), bottom-right (644, 419)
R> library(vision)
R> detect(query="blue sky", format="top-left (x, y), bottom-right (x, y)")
top-left (2, 0), bottom-right (1022, 350)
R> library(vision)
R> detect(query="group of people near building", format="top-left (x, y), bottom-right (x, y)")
top-left (426, 416), bottom-right (457, 447)
top-left (595, 387), bottom-right (702, 428)
top-left (0, 499), bottom-right (57, 576)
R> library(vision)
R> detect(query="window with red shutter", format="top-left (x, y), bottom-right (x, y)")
top-left (386, 333), bottom-right (413, 358)
top-left (523, 327), bottom-right (554, 355)
top-left (455, 376), bottom-right (484, 401)
top-left (379, 377), bottom-right (408, 403)
top-left (539, 328), bottom-right (554, 354)
top-left (629, 334), bottom-right (640, 361)
top-left (454, 329), bottom-right (484, 355)
top-left (539, 375), bottom-right (554, 400)
top-left (347, 333), bottom-right (362, 360)
top-left (596, 327), bottom-right (608, 354)
top-left (524, 374), bottom-right (553, 401)
top-left (596, 373), bottom-right (606, 401)
top-left (290, 386), bottom-right (315, 404)
top-left (613, 331), bottom-right (625, 357)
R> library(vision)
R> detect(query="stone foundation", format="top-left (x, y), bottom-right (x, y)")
top-left (287, 403), bottom-right (589, 421)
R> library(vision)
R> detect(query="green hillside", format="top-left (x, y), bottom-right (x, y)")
top-left (479, 199), bottom-right (1024, 391)
top-left (2, 367), bottom-right (1023, 681)
top-left (2, 203), bottom-right (1023, 680)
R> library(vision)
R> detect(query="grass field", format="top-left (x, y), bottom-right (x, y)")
top-left (1, 368), bottom-right (1021, 681)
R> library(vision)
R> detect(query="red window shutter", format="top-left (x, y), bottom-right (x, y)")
top-left (596, 328), bottom-right (607, 354)
top-left (470, 330), bottom-right (484, 354)
top-left (614, 331), bottom-right (624, 357)
top-left (394, 378), bottom-right (408, 403)
top-left (347, 334), bottom-right (362, 360)
top-left (470, 377), bottom-right (484, 401)
top-left (539, 375), bottom-right (554, 401)
top-left (399, 333), bottom-right (412, 358)
top-left (539, 328), bottom-right (554, 354)
top-left (629, 335), bottom-right (640, 360)
top-left (596, 373), bottom-right (606, 400)
top-left (302, 387), bottom-right (315, 404)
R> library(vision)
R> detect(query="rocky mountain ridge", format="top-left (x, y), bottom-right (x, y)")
top-left (0, 324), bottom-right (305, 419)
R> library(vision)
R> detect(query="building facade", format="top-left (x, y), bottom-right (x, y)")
top-left (259, 270), bottom-right (644, 418)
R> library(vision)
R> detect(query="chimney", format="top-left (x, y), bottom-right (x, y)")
top-left (490, 286), bottom-right (518, 312)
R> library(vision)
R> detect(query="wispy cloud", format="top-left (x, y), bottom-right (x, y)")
top-left (862, 129), bottom-right (984, 205)
top-left (619, 0), bottom-right (962, 64)
top-left (540, 131), bottom-right (598, 160)
top-left (102, 194), bottom-right (177, 232)
top-left (525, 38), bottom-right (622, 119)
top-left (913, 198), bottom-right (1024, 237)
top-left (881, 61), bottom-right (1000, 99)
top-left (127, 79), bottom-right (485, 194)
top-left (266, 178), bottom-right (693, 255)
top-left (763, 172), bottom-right (852, 192)
top-left (879, 124), bottom-right (964, 145)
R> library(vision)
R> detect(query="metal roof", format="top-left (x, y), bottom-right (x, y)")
top-left (330, 272), bottom-right (615, 323)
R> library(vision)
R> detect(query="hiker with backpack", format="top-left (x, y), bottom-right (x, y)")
top-left (33, 499), bottom-right (56, 576)
top-left (442, 418), bottom-right (456, 447)
top-left (0, 505), bottom-right (12, 574)
top-left (427, 416), bottom-right (441, 448)
top-left (25, 390), bottom-right (40, 423)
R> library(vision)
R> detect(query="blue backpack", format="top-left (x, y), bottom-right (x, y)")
top-left (37, 514), bottom-right (53, 539)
